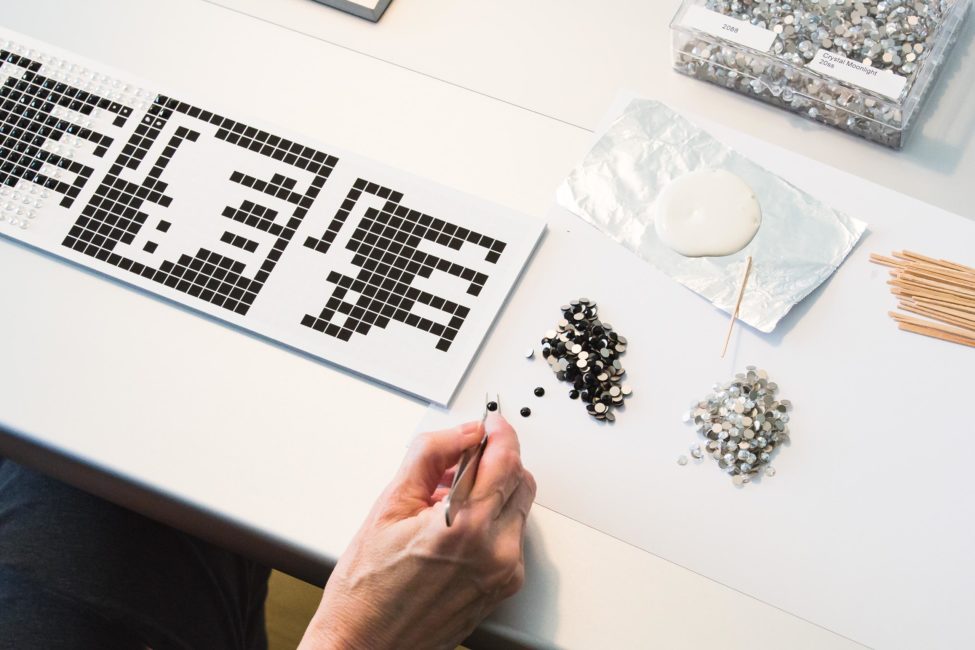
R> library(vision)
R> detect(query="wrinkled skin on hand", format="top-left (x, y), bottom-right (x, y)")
top-left (299, 413), bottom-right (536, 650)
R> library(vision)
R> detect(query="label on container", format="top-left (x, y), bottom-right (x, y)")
top-left (807, 49), bottom-right (907, 100)
top-left (680, 5), bottom-right (777, 52)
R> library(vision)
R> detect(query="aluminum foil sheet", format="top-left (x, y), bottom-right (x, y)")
top-left (556, 98), bottom-right (866, 333)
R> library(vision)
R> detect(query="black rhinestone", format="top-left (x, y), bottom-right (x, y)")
top-left (520, 407), bottom-right (531, 418)
top-left (569, 389), bottom-right (579, 400)
top-left (486, 401), bottom-right (498, 412)
top-left (534, 386), bottom-right (545, 397)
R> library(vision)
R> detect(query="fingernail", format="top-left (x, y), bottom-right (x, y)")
top-left (485, 411), bottom-right (508, 428)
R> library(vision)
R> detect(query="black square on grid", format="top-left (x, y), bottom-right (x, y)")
top-left (143, 241), bottom-right (158, 254)
top-left (297, 182), bottom-right (512, 351)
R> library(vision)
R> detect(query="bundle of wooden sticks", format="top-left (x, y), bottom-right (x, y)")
top-left (870, 250), bottom-right (975, 348)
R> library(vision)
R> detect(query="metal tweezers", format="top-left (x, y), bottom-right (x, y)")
top-left (443, 393), bottom-right (495, 527)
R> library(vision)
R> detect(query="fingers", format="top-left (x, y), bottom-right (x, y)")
top-left (469, 413), bottom-right (524, 518)
top-left (393, 421), bottom-right (483, 506)
top-left (430, 485), bottom-right (451, 504)
top-left (436, 464), bottom-right (458, 489)
top-left (430, 467), bottom-right (457, 504)
top-left (496, 561), bottom-right (526, 601)
top-left (485, 410), bottom-right (520, 454)
top-left (486, 471), bottom-right (535, 602)
top-left (491, 470), bottom-right (535, 571)
top-left (497, 469), bottom-right (536, 529)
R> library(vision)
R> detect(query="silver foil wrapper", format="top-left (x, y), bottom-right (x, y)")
top-left (556, 99), bottom-right (866, 333)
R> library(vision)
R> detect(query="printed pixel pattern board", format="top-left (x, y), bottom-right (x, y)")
top-left (0, 28), bottom-right (543, 404)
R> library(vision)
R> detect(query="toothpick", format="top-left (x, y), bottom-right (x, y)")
top-left (901, 250), bottom-right (975, 276)
top-left (896, 322), bottom-right (975, 348)
top-left (721, 256), bottom-right (752, 358)
top-left (890, 308), bottom-right (975, 333)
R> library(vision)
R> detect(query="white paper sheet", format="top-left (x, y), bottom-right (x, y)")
top-left (420, 100), bottom-right (975, 648)
top-left (0, 28), bottom-right (543, 405)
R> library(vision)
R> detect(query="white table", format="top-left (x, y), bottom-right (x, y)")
top-left (1, 1), bottom-right (971, 648)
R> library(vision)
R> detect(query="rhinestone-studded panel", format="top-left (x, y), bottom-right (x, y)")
top-left (0, 45), bottom-right (147, 228)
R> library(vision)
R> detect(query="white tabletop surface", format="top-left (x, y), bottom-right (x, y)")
top-left (1, 0), bottom-right (972, 648)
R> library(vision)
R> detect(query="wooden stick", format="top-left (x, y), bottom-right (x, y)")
top-left (894, 266), bottom-right (975, 289)
top-left (902, 260), bottom-right (975, 278)
top-left (869, 253), bottom-right (903, 269)
top-left (889, 279), bottom-right (975, 303)
top-left (895, 249), bottom-right (940, 264)
top-left (901, 296), bottom-right (975, 321)
top-left (889, 311), bottom-right (975, 339)
top-left (889, 275), bottom-right (975, 299)
top-left (721, 256), bottom-right (752, 359)
top-left (891, 286), bottom-right (975, 310)
top-left (909, 295), bottom-right (975, 317)
top-left (889, 283), bottom-right (975, 306)
top-left (897, 322), bottom-right (975, 348)
top-left (871, 253), bottom-right (975, 285)
top-left (887, 251), bottom-right (975, 280)
top-left (902, 298), bottom-right (975, 324)
top-left (907, 250), bottom-right (975, 275)
top-left (888, 264), bottom-right (975, 288)
top-left (900, 250), bottom-right (975, 276)
top-left (873, 249), bottom-right (975, 349)
top-left (890, 270), bottom-right (975, 295)
top-left (899, 302), bottom-right (975, 333)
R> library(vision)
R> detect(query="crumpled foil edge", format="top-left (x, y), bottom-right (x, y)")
top-left (556, 98), bottom-right (866, 333)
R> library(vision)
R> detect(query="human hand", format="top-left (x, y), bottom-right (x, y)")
top-left (299, 413), bottom-right (536, 650)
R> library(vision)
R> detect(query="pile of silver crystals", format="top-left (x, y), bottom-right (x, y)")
top-left (672, 0), bottom-right (971, 148)
top-left (686, 366), bottom-right (790, 485)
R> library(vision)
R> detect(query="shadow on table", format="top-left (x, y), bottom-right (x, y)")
top-left (466, 516), bottom-right (561, 650)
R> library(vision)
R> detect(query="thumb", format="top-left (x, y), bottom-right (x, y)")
top-left (391, 421), bottom-right (484, 511)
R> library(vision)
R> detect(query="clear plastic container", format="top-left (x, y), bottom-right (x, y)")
top-left (671, 0), bottom-right (972, 148)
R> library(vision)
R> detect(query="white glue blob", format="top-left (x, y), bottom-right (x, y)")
top-left (653, 169), bottom-right (762, 257)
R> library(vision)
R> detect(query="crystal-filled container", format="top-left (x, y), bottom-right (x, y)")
top-left (670, 0), bottom-right (972, 148)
